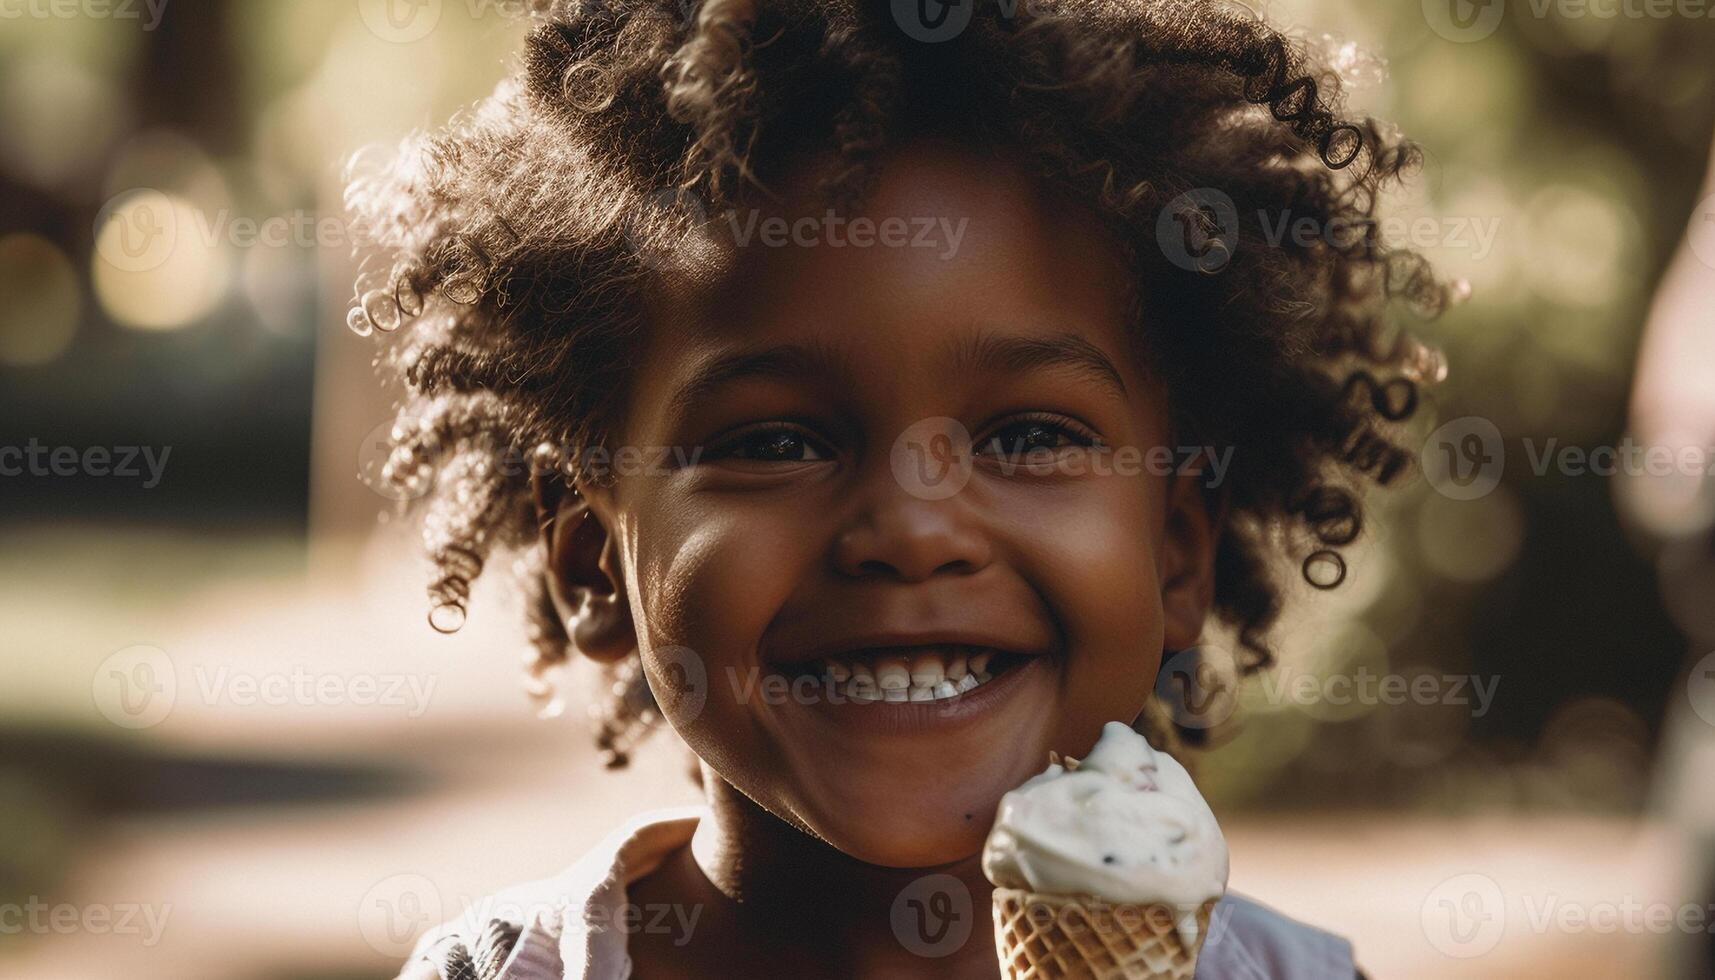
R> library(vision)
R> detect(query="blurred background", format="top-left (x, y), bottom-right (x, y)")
top-left (1, 1), bottom-right (1713, 977)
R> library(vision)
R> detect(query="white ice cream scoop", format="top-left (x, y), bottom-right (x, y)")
top-left (982, 721), bottom-right (1229, 947)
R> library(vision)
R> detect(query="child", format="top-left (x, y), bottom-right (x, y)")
top-left (350, 0), bottom-right (1447, 976)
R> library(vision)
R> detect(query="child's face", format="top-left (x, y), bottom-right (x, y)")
top-left (560, 140), bottom-right (1216, 867)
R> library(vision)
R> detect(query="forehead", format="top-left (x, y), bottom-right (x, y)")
top-left (632, 140), bottom-right (1144, 427)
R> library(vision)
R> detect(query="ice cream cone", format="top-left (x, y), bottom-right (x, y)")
top-left (992, 887), bottom-right (1216, 980)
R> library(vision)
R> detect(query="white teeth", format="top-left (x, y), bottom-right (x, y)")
top-left (815, 646), bottom-right (1012, 704)
top-left (875, 656), bottom-right (911, 691)
top-left (909, 652), bottom-right (945, 688)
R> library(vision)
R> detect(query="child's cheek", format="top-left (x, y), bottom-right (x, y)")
top-left (991, 468), bottom-right (1168, 726)
top-left (626, 498), bottom-right (805, 725)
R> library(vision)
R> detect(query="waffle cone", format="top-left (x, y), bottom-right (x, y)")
top-left (991, 887), bottom-right (1216, 979)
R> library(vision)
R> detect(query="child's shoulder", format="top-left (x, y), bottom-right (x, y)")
top-left (394, 806), bottom-right (701, 980)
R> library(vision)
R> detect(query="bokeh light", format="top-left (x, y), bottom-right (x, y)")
top-left (1614, 433), bottom-right (1715, 540)
top-left (91, 190), bottom-right (231, 331)
top-left (1539, 697), bottom-right (1652, 809)
top-left (0, 233), bottom-right (81, 367)
top-left (1417, 486), bottom-right (1526, 583)
top-left (1523, 183), bottom-right (1634, 313)
top-left (1299, 621), bottom-right (1392, 724)
top-left (0, 54), bottom-right (126, 192)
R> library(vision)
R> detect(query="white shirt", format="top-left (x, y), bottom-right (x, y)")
top-left (398, 806), bottom-right (1355, 979)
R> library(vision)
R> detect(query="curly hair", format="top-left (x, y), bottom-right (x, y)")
top-left (345, 0), bottom-right (1451, 764)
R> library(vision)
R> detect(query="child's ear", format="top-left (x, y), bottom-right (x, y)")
top-left (1160, 463), bottom-right (1227, 652)
top-left (532, 471), bottom-right (637, 664)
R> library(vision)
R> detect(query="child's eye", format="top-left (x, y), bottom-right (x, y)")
top-left (974, 414), bottom-right (1103, 459)
top-left (706, 424), bottom-right (829, 463)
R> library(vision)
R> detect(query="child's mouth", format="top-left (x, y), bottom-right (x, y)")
top-left (776, 644), bottom-right (1029, 703)
top-left (760, 620), bottom-right (1061, 735)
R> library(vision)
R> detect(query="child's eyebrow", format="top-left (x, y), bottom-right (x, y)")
top-left (945, 328), bottom-right (1130, 401)
top-left (664, 327), bottom-right (1129, 426)
top-left (667, 339), bottom-right (859, 424)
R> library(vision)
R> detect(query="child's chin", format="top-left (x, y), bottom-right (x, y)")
top-left (823, 815), bottom-right (991, 869)
top-left (794, 758), bottom-right (1036, 868)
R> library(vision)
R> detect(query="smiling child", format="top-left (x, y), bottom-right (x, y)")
top-left (350, 1), bottom-right (1448, 976)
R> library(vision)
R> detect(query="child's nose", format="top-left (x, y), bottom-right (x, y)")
top-left (830, 492), bottom-right (994, 583)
